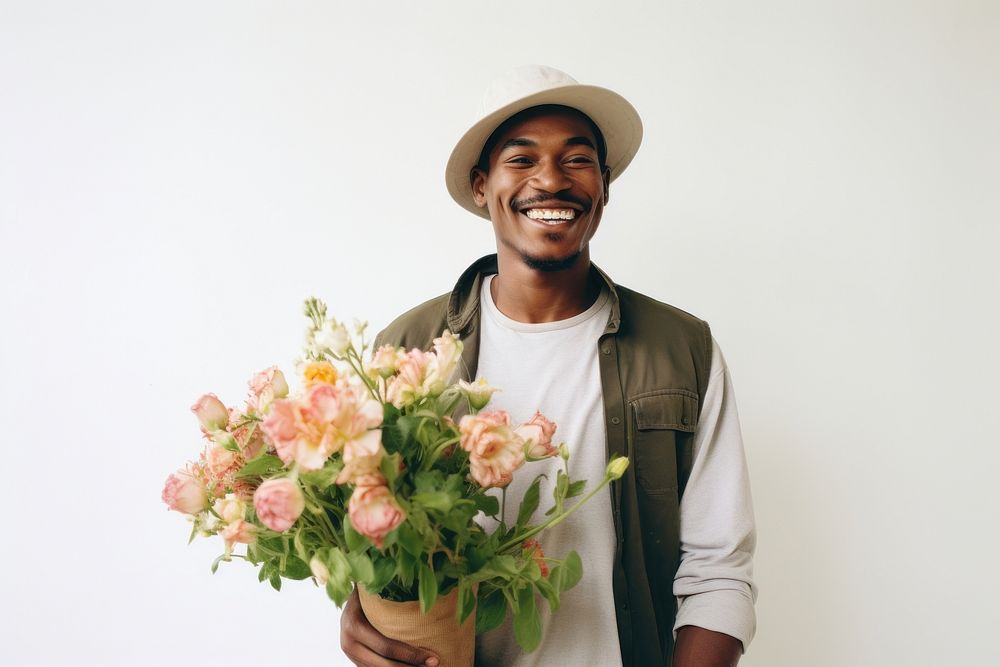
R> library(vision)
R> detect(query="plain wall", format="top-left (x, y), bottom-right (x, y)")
top-left (2, 1), bottom-right (998, 665)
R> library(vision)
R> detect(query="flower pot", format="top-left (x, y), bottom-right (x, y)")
top-left (357, 585), bottom-right (475, 667)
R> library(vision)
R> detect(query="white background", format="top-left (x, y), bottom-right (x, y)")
top-left (2, 1), bottom-right (998, 665)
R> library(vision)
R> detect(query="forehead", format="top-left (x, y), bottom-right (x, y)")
top-left (488, 108), bottom-right (599, 152)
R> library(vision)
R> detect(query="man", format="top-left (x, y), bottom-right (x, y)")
top-left (341, 65), bottom-right (756, 667)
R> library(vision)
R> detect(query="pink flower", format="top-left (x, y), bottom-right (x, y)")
top-left (348, 485), bottom-right (405, 548)
top-left (246, 366), bottom-right (289, 414)
top-left (336, 430), bottom-right (386, 486)
top-left (192, 393), bottom-right (229, 432)
top-left (253, 478), bottom-right (305, 532)
top-left (516, 411), bottom-right (558, 460)
top-left (459, 410), bottom-right (525, 488)
top-left (261, 381), bottom-right (382, 471)
top-left (162, 470), bottom-right (208, 514)
top-left (205, 443), bottom-right (239, 479)
top-left (366, 344), bottom-right (405, 379)
top-left (458, 378), bottom-right (499, 410)
top-left (221, 519), bottom-right (255, 545)
top-left (385, 348), bottom-right (434, 408)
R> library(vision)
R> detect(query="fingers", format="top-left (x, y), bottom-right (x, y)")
top-left (341, 588), bottom-right (440, 667)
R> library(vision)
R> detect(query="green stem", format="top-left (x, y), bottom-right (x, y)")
top-left (496, 474), bottom-right (613, 552)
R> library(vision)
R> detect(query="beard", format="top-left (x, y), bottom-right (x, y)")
top-left (520, 249), bottom-right (583, 272)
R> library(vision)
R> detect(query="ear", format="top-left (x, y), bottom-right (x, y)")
top-left (602, 166), bottom-right (611, 205)
top-left (470, 168), bottom-right (489, 208)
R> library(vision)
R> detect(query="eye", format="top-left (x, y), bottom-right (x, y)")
top-left (565, 155), bottom-right (595, 165)
top-left (504, 156), bottom-right (534, 167)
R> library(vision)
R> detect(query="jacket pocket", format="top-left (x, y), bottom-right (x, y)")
top-left (628, 390), bottom-right (699, 495)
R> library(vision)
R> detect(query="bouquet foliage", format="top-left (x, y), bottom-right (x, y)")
top-left (163, 298), bottom-right (628, 652)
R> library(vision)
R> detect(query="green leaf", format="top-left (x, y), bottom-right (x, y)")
top-left (269, 571), bottom-right (282, 591)
top-left (346, 551), bottom-right (375, 585)
top-left (475, 588), bottom-right (507, 634)
top-left (369, 556), bottom-right (395, 592)
top-left (324, 548), bottom-right (353, 606)
top-left (512, 585), bottom-right (542, 652)
top-left (418, 561), bottom-right (437, 614)
top-left (344, 517), bottom-right (370, 552)
top-left (300, 461), bottom-right (343, 489)
top-left (554, 551), bottom-right (582, 592)
top-left (516, 475), bottom-right (544, 530)
top-left (412, 490), bottom-right (455, 514)
top-left (546, 470), bottom-right (570, 516)
top-left (235, 454), bottom-right (284, 479)
top-left (380, 452), bottom-right (402, 488)
top-left (566, 479), bottom-right (587, 498)
top-left (258, 564), bottom-right (269, 582)
top-left (457, 579), bottom-right (477, 625)
top-left (396, 550), bottom-right (416, 588)
top-left (282, 555), bottom-right (311, 580)
top-left (474, 493), bottom-right (500, 517)
top-left (210, 554), bottom-right (227, 574)
top-left (396, 522), bottom-right (423, 557)
top-left (535, 577), bottom-right (559, 612)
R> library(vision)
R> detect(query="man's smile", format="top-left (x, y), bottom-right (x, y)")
top-left (522, 208), bottom-right (578, 224)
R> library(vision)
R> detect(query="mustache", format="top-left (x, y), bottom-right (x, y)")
top-left (511, 192), bottom-right (590, 211)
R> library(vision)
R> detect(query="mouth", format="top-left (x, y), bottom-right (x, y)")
top-left (520, 207), bottom-right (580, 226)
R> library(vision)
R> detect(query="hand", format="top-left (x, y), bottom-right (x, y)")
top-left (340, 587), bottom-right (440, 667)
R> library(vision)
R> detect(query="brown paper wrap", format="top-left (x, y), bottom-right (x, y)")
top-left (357, 586), bottom-right (475, 667)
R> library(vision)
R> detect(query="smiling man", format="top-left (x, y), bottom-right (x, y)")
top-left (340, 65), bottom-right (757, 667)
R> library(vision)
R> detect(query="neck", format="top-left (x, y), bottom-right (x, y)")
top-left (490, 249), bottom-right (601, 323)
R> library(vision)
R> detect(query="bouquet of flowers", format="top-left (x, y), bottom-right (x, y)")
top-left (163, 298), bottom-right (628, 662)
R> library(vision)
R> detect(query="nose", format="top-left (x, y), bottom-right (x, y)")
top-left (530, 158), bottom-right (572, 194)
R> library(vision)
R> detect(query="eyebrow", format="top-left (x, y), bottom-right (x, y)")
top-left (498, 136), bottom-right (597, 152)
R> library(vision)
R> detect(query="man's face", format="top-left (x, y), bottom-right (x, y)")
top-left (471, 108), bottom-right (611, 272)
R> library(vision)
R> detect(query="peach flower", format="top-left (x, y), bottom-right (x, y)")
top-left (246, 366), bottom-right (289, 414)
top-left (348, 485), bottom-right (405, 548)
top-left (161, 470), bottom-right (208, 515)
top-left (459, 410), bottom-right (525, 488)
top-left (261, 381), bottom-right (382, 471)
top-left (191, 393), bottom-right (229, 432)
top-left (221, 519), bottom-right (255, 545)
top-left (516, 411), bottom-right (558, 460)
top-left (253, 478), bottom-right (305, 533)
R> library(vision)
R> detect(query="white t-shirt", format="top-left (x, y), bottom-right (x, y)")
top-left (473, 274), bottom-right (757, 666)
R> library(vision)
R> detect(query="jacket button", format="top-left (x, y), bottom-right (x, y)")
top-left (611, 416), bottom-right (621, 425)
top-left (682, 417), bottom-right (690, 425)
top-left (603, 347), bottom-right (611, 355)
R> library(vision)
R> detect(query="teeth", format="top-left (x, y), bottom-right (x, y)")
top-left (524, 208), bottom-right (576, 221)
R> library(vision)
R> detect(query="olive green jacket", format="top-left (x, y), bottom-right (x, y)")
top-left (375, 254), bottom-right (712, 666)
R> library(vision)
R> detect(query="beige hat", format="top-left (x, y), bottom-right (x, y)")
top-left (445, 64), bottom-right (643, 220)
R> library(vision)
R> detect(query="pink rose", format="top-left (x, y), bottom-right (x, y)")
top-left (221, 519), bottom-right (255, 545)
top-left (459, 410), bottom-right (525, 488)
top-left (348, 485), bottom-right (405, 548)
top-left (162, 470), bottom-right (208, 514)
top-left (516, 411), bottom-right (558, 460)
top-left (427, 331), bottom-right (462, 393)
top-left (253, 478), bottom-right (305, 533)
top-left (191, 393), bottom-right (229, 432)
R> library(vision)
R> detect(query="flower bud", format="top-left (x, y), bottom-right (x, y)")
top-left (558, 443), bottom-right (570, 462)
top-left (310, 555), bottom-right (330, 585)
top-left (458, 378), bottom-right (499, 411)
top-left (192, 393), bottom-right (229, 432)
top-left (605, 457), bottom-right (630, 480)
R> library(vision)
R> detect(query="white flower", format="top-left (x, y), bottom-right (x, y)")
top-left (314, 321), bottom-right (350, 356)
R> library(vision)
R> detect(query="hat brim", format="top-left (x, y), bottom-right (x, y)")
top-left (445, 84), bottom-right (643, 220)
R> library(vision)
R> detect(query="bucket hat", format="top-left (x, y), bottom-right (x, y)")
top-left (445, 64), bottom-right (643, 219)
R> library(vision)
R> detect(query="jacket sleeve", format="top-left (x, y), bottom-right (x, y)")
top-left (673, 337), bottom-right (758, 650)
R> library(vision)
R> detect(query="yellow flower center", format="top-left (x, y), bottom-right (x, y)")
top-left (303, 361), bottom-right (338, 386)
